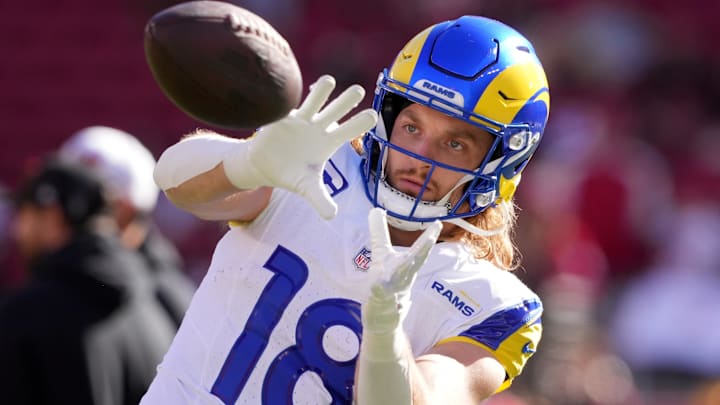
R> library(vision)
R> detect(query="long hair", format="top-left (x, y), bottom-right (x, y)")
top-left (444, 200), bottom-right (520, 271)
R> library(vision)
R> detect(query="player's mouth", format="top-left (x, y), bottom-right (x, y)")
top-left (394, 176), bottom-right (431, 199)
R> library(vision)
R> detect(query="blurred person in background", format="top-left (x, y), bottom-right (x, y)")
top-left (0, 183), bottom-right (16, 302)
top-left (0, 159), bottom-right (177, 405)
top-left (59, 125), bottom-right (196, 328)
top-left (609, 203), bottom-right (720, 401)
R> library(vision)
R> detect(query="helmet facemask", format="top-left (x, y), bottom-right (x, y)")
top-left (360, 16), bottom-right (549, 236)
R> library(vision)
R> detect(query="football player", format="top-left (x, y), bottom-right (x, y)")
top-left (142, 15), bottom-right (549, 405)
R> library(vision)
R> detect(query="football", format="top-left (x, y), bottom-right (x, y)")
top-left (144, 0), bottom-right (303, 130)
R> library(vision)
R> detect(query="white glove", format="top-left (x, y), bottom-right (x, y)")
top-left (223, 75), bottom-right (377, 219)
top-left (356, 208), bottom-right (442, 405)
top-left (363, 208), bottom-right (442, 336)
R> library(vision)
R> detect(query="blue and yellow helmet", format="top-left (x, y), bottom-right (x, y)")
top-left (361, 15), bottom-right (550, 232)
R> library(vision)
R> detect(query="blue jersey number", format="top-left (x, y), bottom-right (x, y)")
top-left (211, 245), bottom-right (362, 404)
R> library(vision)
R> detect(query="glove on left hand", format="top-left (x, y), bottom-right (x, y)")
top-left (362, 208), bottom-right (442, 336)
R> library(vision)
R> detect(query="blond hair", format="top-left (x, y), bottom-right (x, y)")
top-left (444, 200), bottom-right (520, 271)
top-left (351, 137), bottom-right (520, 271)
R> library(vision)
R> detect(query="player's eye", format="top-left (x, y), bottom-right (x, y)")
top-left (404, 124), bottom-right (418, 134)
top-left (449, 139), bottom-right (464, 151)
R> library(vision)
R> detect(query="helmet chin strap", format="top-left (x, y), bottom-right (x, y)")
top-left (377, 179), bottom-right (449, 230)
top-left (446, 217), bottom-right (504, 237)
top-left (376, 178), bottom-right (504, 237)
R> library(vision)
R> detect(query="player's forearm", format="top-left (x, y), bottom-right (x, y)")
top-left (155, 132), bottom-right (272, 221)
top-left (357, 210), bottom-right (445, 404)
top-left (355, 328), bottom-right (414, 405)
top-left (355, 333), bottom-right (466, 405)
top-left (356, 330), bottom-right (499, 405)
top-left (413, 353), bottom-right (487, 405)
top-left (164, 164), bottom-right (272, 221)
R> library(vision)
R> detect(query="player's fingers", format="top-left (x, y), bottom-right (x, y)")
top-left (392, 242), bottom-right (433, 287)
top-left (368, 207), bottom-right (393, 258)
top-left (295, 75), bottom-right (336, 120)
top-left (369, 283), bottom-right (388, 301)
top-left (296, 176), bottom-right (337, 220)
top-left (314, 84), bottom-right (365, 128)
top-left (394, 250), bottom-right (428, 284)
top-left (406, 220), bottom-right (442, 267)
top-left (327, 109), bottom-right (378, 148)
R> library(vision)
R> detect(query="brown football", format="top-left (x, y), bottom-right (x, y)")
top-left (144, 1), bottom-right (303, 130)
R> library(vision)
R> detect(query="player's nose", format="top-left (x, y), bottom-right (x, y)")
top-left (410, 138), bottom-right (437, 171)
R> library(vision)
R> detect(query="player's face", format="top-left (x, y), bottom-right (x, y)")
top-left (385, 103), bottom-right (494, 203)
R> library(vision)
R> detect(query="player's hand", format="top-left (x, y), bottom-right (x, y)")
top-left (362, 208), bottom-right (442, 335)
top-left (223, 75), bottom-right (377, 219)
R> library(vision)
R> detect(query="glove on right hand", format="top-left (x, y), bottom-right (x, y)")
top-left (223, 75), bottom-right (377, 219)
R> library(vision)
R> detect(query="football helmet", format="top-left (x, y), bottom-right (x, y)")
top-left (361, 15), bottom-right (550, 234)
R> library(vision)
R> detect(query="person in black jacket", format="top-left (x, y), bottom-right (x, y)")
top-left (0, 159), bottom-right (176, 405)
top-left (59, 126), bottom-right (196, 328)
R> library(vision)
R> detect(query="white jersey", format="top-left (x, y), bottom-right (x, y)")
top-left (141, 143), bottom-right (542, 404)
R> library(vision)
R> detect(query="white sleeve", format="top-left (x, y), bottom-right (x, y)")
top-left (153, 132), bottom-right (243, 190)
top-left (355, 328), bottom-right (413, 405)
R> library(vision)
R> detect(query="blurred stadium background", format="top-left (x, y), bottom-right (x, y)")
top-left (1, 0), bottom-right (719, 404)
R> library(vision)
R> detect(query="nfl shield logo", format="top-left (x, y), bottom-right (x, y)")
top-left (353, 247), bottom-right (372, 271)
